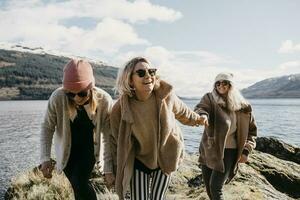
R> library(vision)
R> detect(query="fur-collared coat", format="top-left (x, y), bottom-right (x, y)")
top-left (194, 91), bottom-right (257, 181)
top-left (40, 87), bottom-right (113, 173)
top-left (110, 80), bottom-right (201, 199)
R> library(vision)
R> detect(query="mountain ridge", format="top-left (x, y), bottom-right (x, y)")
top-left (241, 73), bottom-right (300, 98)
top-left (0, 46), bottom-right (118, 100)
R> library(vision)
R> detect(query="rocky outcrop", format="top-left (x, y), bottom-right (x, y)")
top-left (5, 137), bottom-right (300, 200)
top-left (166, 150), bottom-right (300, 200)
top-left (256, 137), bottom-right (300, 164)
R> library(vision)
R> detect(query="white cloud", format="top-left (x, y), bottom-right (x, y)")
top-left (2, 0), bottom-right (182, 23)
top-left (278, 40), bottom-right (300, 53)
top-left (70, 18), bottom-right (150, 54)
top-left (81, 0), bottom-right (183, 23)
top-left (279, 61), bottom-right (300, 71)
top-left (0, 0), bottom-right (181, 55)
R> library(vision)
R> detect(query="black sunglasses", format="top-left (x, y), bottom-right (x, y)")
top-left (215, 80), bottom-right (230, 87)
top-left (66, 90), bottom-right (89, 98)
top-left (133, 68), bottom-right (157, 78)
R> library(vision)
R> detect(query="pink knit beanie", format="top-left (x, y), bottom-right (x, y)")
top-left (63, 59), bottom-right (95, 93)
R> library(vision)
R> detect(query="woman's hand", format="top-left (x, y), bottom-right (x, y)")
top-left (196, 115), bottom-right (209, 126)
top-left (104, 173), bottom-right (115, 189)
top-left (40, 160), bottom-right (54, 178)
top-left (238, 154), bottom-right (248, 163)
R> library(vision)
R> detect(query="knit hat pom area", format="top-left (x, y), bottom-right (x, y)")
top-left (63, 59), bottom-right (95, 93)
top-left (214, 72), bottom-right (234, 85)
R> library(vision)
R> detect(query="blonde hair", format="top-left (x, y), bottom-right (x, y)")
top-left (67, 88), bottom-right (98, 116)
top-left (215, 83), bottom-right (249, 111)
top-left (227, 84), bottom-right (249, 111)
top-left (115, 57), bottom-right (160, 97)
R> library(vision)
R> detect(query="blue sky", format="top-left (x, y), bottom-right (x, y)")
top-left (1, 0), bottom-right (300, 96)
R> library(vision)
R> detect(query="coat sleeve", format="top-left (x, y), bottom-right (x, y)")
top-left (40, 92), bottom-right (57, 163)
top-left (110, 100), bottom-right (121, 174)
top-left (243, 110), bottom-right (257, 155)
top-left (194, 93), bottom-right (211, 118)
top-left (171, 92), bottom-right (200, 126)
top-left (101, 95), bottom-right (114, 173)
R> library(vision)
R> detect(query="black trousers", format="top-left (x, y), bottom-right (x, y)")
top-left (64, 158), bottom-right (97, 200)
top-left (201, 149), bottom-right (237, 200)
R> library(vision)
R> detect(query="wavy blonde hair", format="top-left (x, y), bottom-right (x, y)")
top-left (215, 82), bottom-right (249, 111)
top-left (115, 57), bottom-right (160, 97)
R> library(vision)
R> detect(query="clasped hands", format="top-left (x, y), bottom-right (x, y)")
top-left (195, 114), bottom-right (209, 127)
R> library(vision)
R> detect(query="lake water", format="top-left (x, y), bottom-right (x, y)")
top-left (0, 99), bottom-right (300, 198)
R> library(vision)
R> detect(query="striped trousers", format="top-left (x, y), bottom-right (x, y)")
top-left (130, 168), bottom-right (171, 200)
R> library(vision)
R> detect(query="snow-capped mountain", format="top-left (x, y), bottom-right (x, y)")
top-left (242, 74), bottom-right (300, 98)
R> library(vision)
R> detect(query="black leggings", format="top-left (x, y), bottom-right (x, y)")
top-left (202, 149), bottom-right (237, 200)
top-left (64, 159), bottom-right (97, 200)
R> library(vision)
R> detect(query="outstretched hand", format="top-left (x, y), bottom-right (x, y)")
top-left (196, 115), bottom-right (209, 127)
top-left (238, 154), bottom-right (248, 163)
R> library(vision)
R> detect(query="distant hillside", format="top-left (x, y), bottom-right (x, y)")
top-left (242, 74), bottom-right (300, 98)
top-left (0, 47), bottom-right (118, 100)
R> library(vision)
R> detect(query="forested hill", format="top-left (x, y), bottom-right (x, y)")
top-left (241, 73), bottom-right (300, 98)
top-left (0, 48), bottom-right (118, 100)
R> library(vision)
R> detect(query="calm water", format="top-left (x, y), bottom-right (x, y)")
top-left (0, 99), bottom-right (300, 198)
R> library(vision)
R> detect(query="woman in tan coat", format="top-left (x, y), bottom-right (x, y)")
top-left (194, 72), bottom-right (257, 200)
top-left (110, 57), bottom-right (206, 200)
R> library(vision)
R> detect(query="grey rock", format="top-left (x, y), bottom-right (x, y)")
top-left (256, 137), bottom-right (300, 164)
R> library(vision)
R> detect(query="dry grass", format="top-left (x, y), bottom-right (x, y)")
top-left (6, 167), bottom-right (74, 200)
top-left (5, 167), bottom-right (118, 200)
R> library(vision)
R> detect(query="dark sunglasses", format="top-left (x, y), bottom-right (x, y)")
top-left (133, 68), bottom-right (157, 78)
top-left (66, 90), bottom-right (89, 98)
top-left (215, 80), bottom-right (230, 87)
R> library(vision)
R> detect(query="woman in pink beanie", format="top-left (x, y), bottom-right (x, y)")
top-left (194, 72), bottom-right (257, 200)
top-left (39, 59), bottom-right (114, 200)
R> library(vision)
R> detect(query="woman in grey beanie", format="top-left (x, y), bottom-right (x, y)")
top-left (194, 72), bottom-right (257, 200)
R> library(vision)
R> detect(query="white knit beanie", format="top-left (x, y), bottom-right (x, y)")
top-left (214, 72), bottom-right (234, 85)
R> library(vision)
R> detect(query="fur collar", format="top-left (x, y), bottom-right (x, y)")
top-left (119, 80), bottom-right (173, 123)
top-left (211, 89), bottom-right (227, 108)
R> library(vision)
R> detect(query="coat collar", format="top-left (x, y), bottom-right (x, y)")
top-left (211, 89), bottom-right (226, 108)
top-left (154, 80), bottom-right (173, 100)
top-left (120, 80), bottom-right (173, 123)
